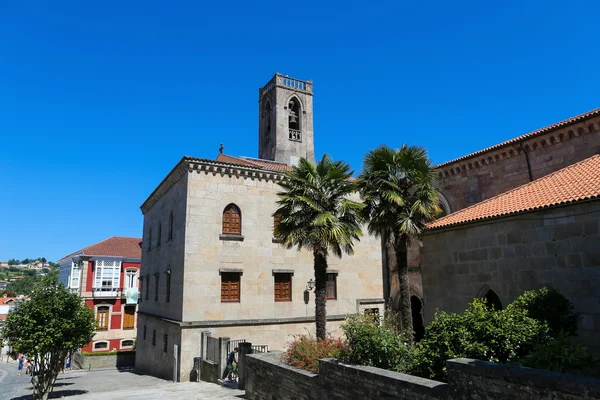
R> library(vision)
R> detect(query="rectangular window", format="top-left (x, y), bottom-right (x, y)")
top-left (152, 329), bottom-right (156, 346)
top-left (96, 306), bottom-right (109, 331)
top-left (274, 274), bottom-right (292, 302)
top-left (163, 334), bottom-right (168, 353)
top-left (125, 270), bottom-right (137, 289)
top-left (143, 325), bottom-right (147, 340)
top-left (154, 274), bottom-right (159, 302)
top-left (326, 274), bottom-right (337, 300)
top-left (93, 260), bottom-right (121, 294)
top-left (145, 275), bottom-right (149, 301)
top-left (166, 272), bottom-right (171, 303)
top-left (221, 272), bottom-right (241, 302)
top-left (70, 261), bottom-right (82, 290)
top-left (123, 305), bottom-right (135, 329)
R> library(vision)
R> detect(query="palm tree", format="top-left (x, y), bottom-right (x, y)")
top-left (357, 145), bottom-right (440, 339)
top-left (274, 155), bottom-right (364, 340)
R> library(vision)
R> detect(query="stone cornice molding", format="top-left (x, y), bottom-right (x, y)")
top-left (140, 156), bottom-right (286, 214)
top-left (436, 114), bottom-right (600, 179)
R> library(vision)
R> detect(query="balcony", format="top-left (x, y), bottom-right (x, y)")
top-left (92, 286), bottom-right (119, 297)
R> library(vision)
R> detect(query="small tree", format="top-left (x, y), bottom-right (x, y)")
top-left (1, 279), bottom-right (95, 400)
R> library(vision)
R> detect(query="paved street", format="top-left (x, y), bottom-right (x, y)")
top-left (0, 360), bottom-right (244, 400)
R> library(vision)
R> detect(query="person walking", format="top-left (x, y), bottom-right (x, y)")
top-left (17, 354), bottom-right (23, 375)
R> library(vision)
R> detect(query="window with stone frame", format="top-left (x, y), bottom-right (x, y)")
top-left (157, 222), bottom-right (162, 248)
top-left (163, 334), bottom-right (168, 353)
top-left (143, 325), bottom-right (147, 340)
top-left (326, 273), bottom-right (337, 300)
top-left (154, 273), bottom-right (159, 302)
top-left (94, 341), bottom-right (108, 350)
top-left (147, 228), bottom-right (152, 252)
top-left (273, 214), bottom-right (281, 236)
top-left (168, 211), bottom-right (174, 241)
top-left (221, 272), bottom-right (241, 302)
top-left (274, 273), bottom-right (292, 302)
top-left (165, 270), bottom-right (171, 303)
top-left (222, 204), bottom-right (242, 235)
top-left (96, 306), bottom-right (109, 331)
top-left (145, 275), bottom-right (149, 301)
top-left (152, 329), bottom-right (156, 346)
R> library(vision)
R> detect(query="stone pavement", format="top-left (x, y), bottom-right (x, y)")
top-left (0, 360), bottom-right (244, 400)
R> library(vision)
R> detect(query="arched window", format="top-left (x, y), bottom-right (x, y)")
top-left (478, 285), bottom-right (503, 310)
top-left (411, 296), bottom-right (425, 342)
top-left (147, 228), bottom-right (152, 253)
top-left (168, 211), bottom-right (174, 241)
top-left (93, 341), bottom-right (109, 351)
top-left (222, 204), bottom-right (242, 235)
top-left (484, 290), bottom-right (503, 310)
top-left (157, 222), bottom-right (162, 248)
top-left (288, 97), bottom-right (301, 141)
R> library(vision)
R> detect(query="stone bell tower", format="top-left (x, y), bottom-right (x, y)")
top-left (258, 73), bottom-right (315, 165)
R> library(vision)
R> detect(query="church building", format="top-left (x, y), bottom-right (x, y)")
top-left (135, 73), bottom-right (385, 382)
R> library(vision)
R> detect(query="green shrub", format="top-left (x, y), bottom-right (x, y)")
top-left (518, 332), bottom-right (598, 376)
top-left (282, 335), bottom-right (347, 373)
top-left (411, 299), bottom-right (548, 381)
top-left (341, 313), bottom-right (415, 373)
top-left (507, 287), bottom-right (579, 338)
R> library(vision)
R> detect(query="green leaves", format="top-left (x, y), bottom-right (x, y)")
top-left (274, 154), bottom-right (364, 256)
top-left (357, 144), bottom-right (439, 246)
top-left (1, 281), bottom-right (96, 399)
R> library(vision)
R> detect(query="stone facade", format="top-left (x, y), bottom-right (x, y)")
top-left (435, 113), bottom-right (600, 213)
top-left (258, 73), bottom-right (315, 165)
top-left (136, 75), bottom-right (384, 381)
top-left (421, 200), bottom-right (600, 353)
top-left (245, 352), bottom-right (600, 400)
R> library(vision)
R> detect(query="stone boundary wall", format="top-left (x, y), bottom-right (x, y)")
top-left (245, 352), bottom-right (447, 400)
top-left (448, 358), bottom-right (600, 399)
top-left (73, 352), bottom-right (135, 370)
top-left (245, 353), bottom-right (600, 400)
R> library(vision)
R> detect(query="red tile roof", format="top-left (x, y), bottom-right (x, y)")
top-left (216, 154), bottom-right (293, 172)
top-left (437, 108), bottom-right (600, 168)
top-left (61, 237), bottom-right (142, 261)
top-left (0, 298), bottom-right (16, 305)
top-left (428, 155), bottom-right (600, 230)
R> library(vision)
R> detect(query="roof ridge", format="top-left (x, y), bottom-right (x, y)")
top-left (429, 154), bottom-right (600, 228)
top-left (437, 107), bottom-right (600, 168)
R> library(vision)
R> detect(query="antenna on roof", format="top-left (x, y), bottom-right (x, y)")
top-left (219, 143), bottom-right (224, 154)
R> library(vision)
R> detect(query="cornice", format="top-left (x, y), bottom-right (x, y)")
top-left (140, 156), bottom-right (286, 214)
top-left (436, 116), bottom-right (600, 180)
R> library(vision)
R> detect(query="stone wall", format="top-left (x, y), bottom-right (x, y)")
top-left (73, 351), bottom-right (135, 370)
top-left (435, 114), bottom-right (600, 212)
top-left (448, 358), bottom-right (600, 399)
top-left (245, 352), bottom-right (600, 400)
top-left (245, 352), bottom-right (447, 400)
top-left (421, 200), bottom-right (600, 352)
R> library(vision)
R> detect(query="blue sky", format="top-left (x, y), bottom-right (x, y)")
top-left (1, 1), bottom-right (599, 262)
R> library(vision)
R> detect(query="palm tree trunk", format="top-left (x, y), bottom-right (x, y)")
top-left (313, 248), bottom-right (328, 341)
top-left (394, 236), bottom-right (413, 341)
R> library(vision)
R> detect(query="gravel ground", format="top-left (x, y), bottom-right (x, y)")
top-left (0, 359), bottom-right (244, 400)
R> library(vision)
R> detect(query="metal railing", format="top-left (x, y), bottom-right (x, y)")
top-left (206, 336), bottom-right (220, 363)
top-left (227, 339), bottom-right (246, 353)
top-left (251, 345), bottom-right (269, 353)
top-left (289, 129), bottom-right (302, 141)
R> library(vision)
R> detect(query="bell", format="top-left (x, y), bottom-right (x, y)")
top-left (289, 113), bottom-right (297, 124)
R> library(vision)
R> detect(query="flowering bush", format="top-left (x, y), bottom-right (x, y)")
top-left (282, 335), bottom-right (347, 373)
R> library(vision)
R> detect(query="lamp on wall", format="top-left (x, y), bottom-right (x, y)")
top-left (306, 278), bottom-right (315, 292)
